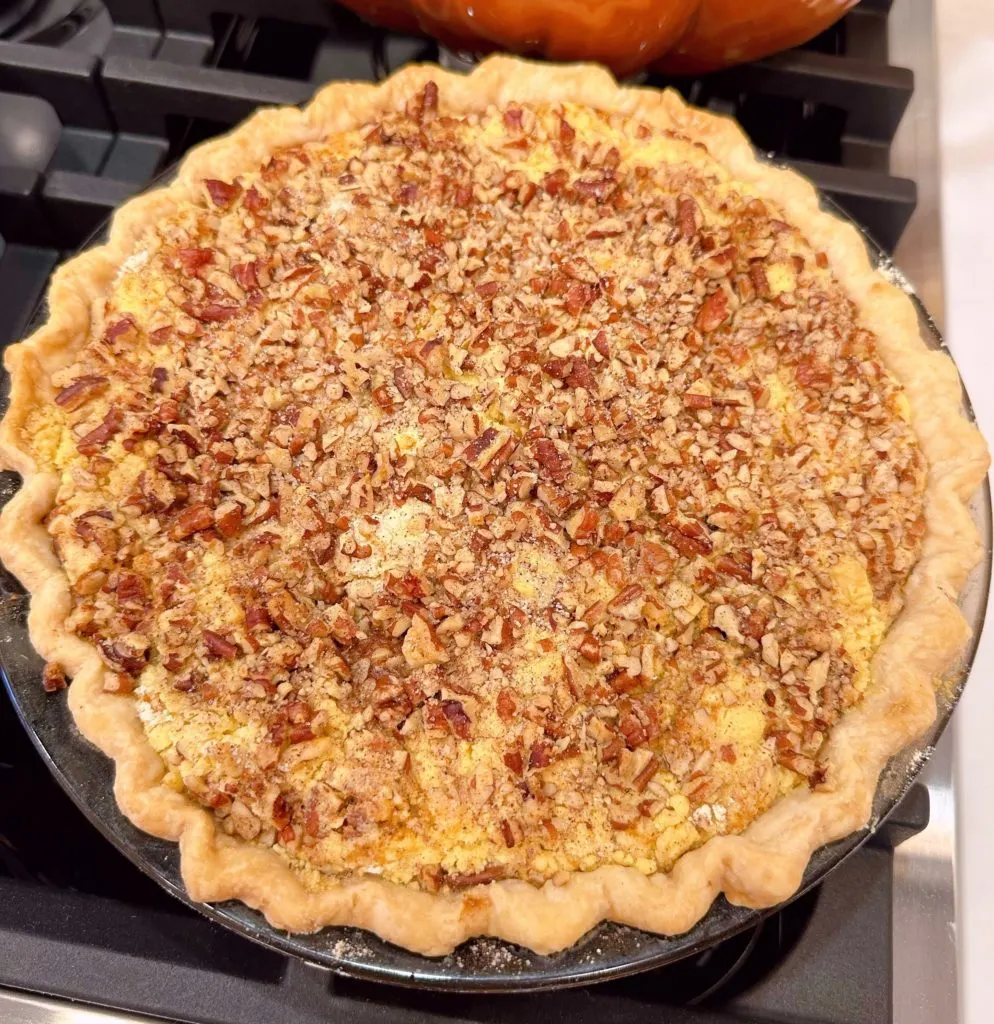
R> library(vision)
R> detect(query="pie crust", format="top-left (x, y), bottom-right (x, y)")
top-left (0, 56), bottom-right (988, 956)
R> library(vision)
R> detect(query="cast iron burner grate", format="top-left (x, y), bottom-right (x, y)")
top-left (0, 2), bottom-right (926, 1021)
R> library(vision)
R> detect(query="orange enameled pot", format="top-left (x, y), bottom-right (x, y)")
top-left (336, 0), bottom-right (858, 76)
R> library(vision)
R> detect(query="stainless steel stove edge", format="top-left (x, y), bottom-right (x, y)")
top-left (889, 1), bottom-right (960, 1022)
top-left (0, 989), bottom-right (159, 1024)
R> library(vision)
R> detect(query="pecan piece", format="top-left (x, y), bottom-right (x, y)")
top-left (267, 590), bottom-right (313, 633)
top-left (677, 195), bottom-right (700, 239)
top-left (181, 301), bottom-right (240, 323)
top-left (105, 315), bottom-right (137, 343)
top-left (544, 356), bottom-right (596, 390)
top-left (503, 107), bottom-right (523, 130)
top-left (98, 637), bottom-right (148, 676)
top-left (74, 510), bottom-right (117, 553)
top-left (214, 501), bottom-right (243, 538)
top-left (204, 178), bottom-right (241, 207)
top-left (176, 247), bottom-right (213, 272)
top-left (532, 437), bottom-right (570, 483)
top-left (402, 614), bottom-right (447, 668)
top-left (542, 169), bottom-right (569, 196)
top-left (683, 393), bottom-right (712, 410)
top-left (445, 865), bottom-right (507, 890)
top-left (326, 603), bottom-right (359, 646)
top-left (587, 217), bottom-right (625, 239)
top-left (289, 724), bottom-right (315, 744)
top-left (169, 503), bottom-right (214, 541)
top-left (55, 375), bottom-right (108, 412)
top-left (573, 630), bottom-right (597, 663)
top-left (664, 516), bottom-right (713, 557)
top-left (115, 571), bottom-right (147, 605)
top-left (577, 632), bottom-right (601, 663)
top-left (461, 426), bottom-right (515, 481)
top-left (795, 357), bottom-right (833, 390)
top-left (245, 606), bottom-right (273, 631)
top-left (609, 584), bottom-right (645, 620)
top-left (717, 553), bottom-right (752, 583)
top-left (633, 755), bottom-right (660, 792)
top-left (496, 687), bottom-right (517, 722)
top-left (639, 541), bottom-right (674, 579)
top-left (232, 259), bottom-right (261, 290)
top-left (564, 281), bottom-right (596, 316)
top-left (272, 793), bottom-right (292, 828)
top-left (750, 262), bottom-right (770, 297)
top-left (565, 504), bottom-right (600, 540)
top-left (618, 712), bottom-right (647, 748)
top-left (135, 470), bottom-right (179, 514)
top-left (695, 290), bottom-right (729, 333)
top-left (529, 741), bottom-right (551, 769)
top-left (77, 408), bottom-right (123, 456)
top-left (572, 175), bottom-right (616, 202)
top-left (415, 80), bottom-right (438, 121)
top-left (392, 366), bottom-right (414, 398)
top-left (441, 699), bottom-right (472, 740)
top-left (203, 630), bottom-right (239, 660)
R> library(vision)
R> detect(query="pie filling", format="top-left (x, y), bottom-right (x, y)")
top-left (29, 84), bottom-right (926, 893)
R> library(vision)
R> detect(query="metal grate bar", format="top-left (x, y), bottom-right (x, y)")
top-left (0, 40), bottom-right (111, 130)
top-left (101, 55), bottom-right (311, 132)
top-left (682, 51), bottom-right (913, 141)
top-left (787, 158), bottom-right (917, 251)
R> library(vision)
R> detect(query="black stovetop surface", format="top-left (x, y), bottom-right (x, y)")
top-left (0, 2), bottom-right (925, 1021)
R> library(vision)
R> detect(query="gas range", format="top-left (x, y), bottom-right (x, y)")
top-left (0, 1), bottom-right (958, 1021)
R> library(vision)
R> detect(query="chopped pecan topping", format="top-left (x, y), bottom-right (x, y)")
top-left (37, 94), bottom-right (926, 892)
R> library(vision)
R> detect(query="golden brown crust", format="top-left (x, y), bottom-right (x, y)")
top-left (0, 56), bottom-right (987, 956)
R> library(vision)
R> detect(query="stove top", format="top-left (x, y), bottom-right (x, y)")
top-left (0, 1), bottom-right (954, 1021)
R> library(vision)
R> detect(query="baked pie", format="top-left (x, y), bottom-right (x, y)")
top-left (0, 57), bottom-right (987, 956)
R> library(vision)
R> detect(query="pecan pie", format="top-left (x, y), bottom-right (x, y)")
top-left (0, 57), bottom-right (987, 955)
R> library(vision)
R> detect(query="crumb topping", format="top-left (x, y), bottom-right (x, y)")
top-left (29, 85), bottom-right (927, 890)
